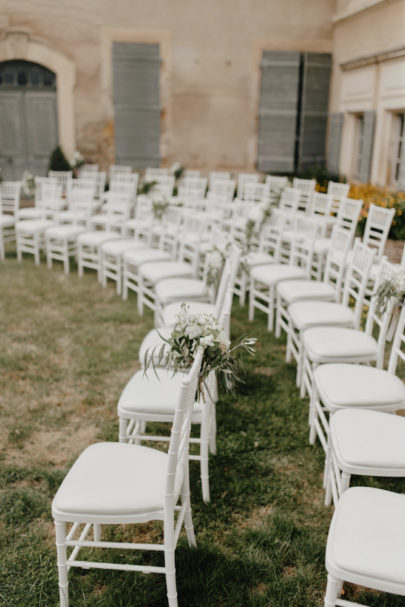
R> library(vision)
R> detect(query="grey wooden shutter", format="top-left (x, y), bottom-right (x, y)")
top-left (398, 147), bottom-right (405, 191)
top-left (25, 91), bottom-right (58, 176)
top-left (298, 53), bottom-right (332, 171)
top-left (0, 92), bottom-right (27, 180)
top-left (357, 110), bottom-right (375, 184)
top-left (257, 51), bottom-right (300, 173)
top-left (113, 42), bottom-right (160, 168)
top-left (327, 112), bottom-right (344, 174)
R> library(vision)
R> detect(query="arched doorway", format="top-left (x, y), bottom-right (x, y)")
top-left (0, 60), bottom-right (58, 180)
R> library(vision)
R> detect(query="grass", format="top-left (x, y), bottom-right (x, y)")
top-left (1, 251), bottom-right (405, 606)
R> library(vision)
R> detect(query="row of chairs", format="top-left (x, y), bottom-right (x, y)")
top-left (244, 198), bottom-right (405, 604)
top-left (51, 243), bottom-right (242, 607)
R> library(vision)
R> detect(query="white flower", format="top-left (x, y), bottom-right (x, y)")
top-left (206, 250), bottom-right (223, 270)
top-left (248, 206), bottom-right (264, 224)
top-left (200, 335), bottom-right (215, 347)
top-left (186, 324), bottom-right (202, 340)
top-left (70, 150), bottom-right (85, 168)
top-left (170, 162), bottom-right (181, 174)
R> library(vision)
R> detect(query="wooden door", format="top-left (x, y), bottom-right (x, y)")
top-left (0, 91), bottom-right (27, 180)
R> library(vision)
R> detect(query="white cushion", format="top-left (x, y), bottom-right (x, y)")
top-left (326, 487), bottom-right (405, 587)
top-left (245, 252), bottom-right (275, 267)
top-left (118, 369), bottom-right (202, 416)
top-left (77, 231), bottom-right (120, 246)
top-left (139, 261), bottom-right (193, 284)
top-left (313, 237), bottom-right (331, 254)
top-left (52, 442), bottom-right (183, 517)
top-left (162, 302), bottom-right (216, 327)
top-left (288, 301), bottom-right (354, 330)
top-left (331, 409), bottom-right (405, 470)
top-left (57, 211), bottom-right (88, 222)
top-left (0, 215), bottom-right (15, 228)
top-left (155, 278), bottom-right (209, 305)
top-left (101, 239), bottom-right (145, 255)
top-left (251, 264), bottom-right (307, 286)
top-left (46, 225), bottom-right (84, 239)
top-left (277, 279), bottom-right (335, 303)
top-left (16, 219), bottom-right (53, 234)
top-left (16, 208), bottom-right (43, 220)
top-left (123, 248), bottom-right (172, 266)
top-left (303, 327), bottom-right (376, 362)
top-left (315, 363), bottom-right (405, 409)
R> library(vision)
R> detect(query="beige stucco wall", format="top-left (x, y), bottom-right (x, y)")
top-left (329, 0), bottom-right (405, 185)
top-left (0, 0), bottom-right (334, 171)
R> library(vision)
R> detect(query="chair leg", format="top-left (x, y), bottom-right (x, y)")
top-left (209, 402), bottom-right (217, 455)
top-left (182, 467), bottom-right (197, 548)
top-left (164, 518), bottom-right (178, 607)
top-left (248, 279), bottom-right (255, 321)
top-left (55, 520), bottom-right (69, 607)
top-left (200, 403), bottom-right (211, 503)
top-left (267, 287), bottom-right (274, 332)
top-left (324, 574), bottom-right (341, 607)
top-left (94, 524), bottom-right (101, 542)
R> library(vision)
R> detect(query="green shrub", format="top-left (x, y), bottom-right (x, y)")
top-left (48, 145), bottom-right (71, 172)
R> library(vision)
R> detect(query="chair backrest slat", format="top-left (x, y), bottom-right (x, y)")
top-left (341, 241), bottom-right (375, 329)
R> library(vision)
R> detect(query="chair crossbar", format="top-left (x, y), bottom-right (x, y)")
top-left (68, 559), bottom-right (165, 574)
top-left (336, 599), bottom-right (369, 607)
top-left (67, 539), bottom-right (165, 552)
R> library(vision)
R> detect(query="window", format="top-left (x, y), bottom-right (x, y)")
top-left (391, 112), bottom-right (405, 188)
top-left (351, 111), bottom-right (375, 183)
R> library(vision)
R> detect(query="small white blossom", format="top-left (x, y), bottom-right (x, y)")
top-left (248, 206), bottom-right (264, 224)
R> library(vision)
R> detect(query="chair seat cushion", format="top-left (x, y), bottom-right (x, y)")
top-left (16, 208), bottom-right (43, 220)
top-left (118, 369), bottom-right (202, 416)
top-left (101, 239), bottom-right (145, 256)
top-left (303, 327), bottom-right (377, 362)
top-left (331, 409), bottom-right (405, 470)
top-left (77, 231), bottom-right (120, 246)
top-left (277, 279), bottom-right (335, 303)
top-left (155, 278), bottom-right (209, 305)
top-left (315, 363), bottom-right (405, 409)
top-left (0, 215), bottom-right (15, 228)
top-left (326, 487), bottom-right (405, 587)
top-left (245, 252), bottom-right (275, 267)
top-left (288, 301), bottom-right (354, 330)
top-left (16, 219), bottom-right (53, 234)
top-left (46, 225), bottom-right (84, 239)
top-left (161, 302), bottom-right (216, 327)
top-left (57, 211), bottom-right (88, 223)
top-left (251, 264), bottom-right (307, 286)
top-left (52, 442), bottom-right (183, 518)
top-left (140, 261), bottom-right (193, 284)
top-left (123, 248), bottom-right (172, 266)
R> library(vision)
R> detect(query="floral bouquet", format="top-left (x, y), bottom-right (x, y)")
top-left (70, 150), bottom-right (85, 170)
top-left (22, 171), bottom-right (35, 198)
top-left (152, 196), bottom-right (170, 221)
top-left (375, 269), bottom-right (405, 315)
top-left (170, 162), bottom-right (184, 181)
top-left (204, 239), bottom-right (233, 290)
top-left (138, 179), bottom-right (158, 195)
top-left (143, 304), bottom-right (256, 401)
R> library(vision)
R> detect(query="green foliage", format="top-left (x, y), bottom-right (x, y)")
top-left (294, 165), bottom-right (345, 191)
top-left (48, 145), bottom-right (71, 172)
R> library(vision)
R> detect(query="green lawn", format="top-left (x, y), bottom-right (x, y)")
top-left (1, 251), bottom-right (405, 607)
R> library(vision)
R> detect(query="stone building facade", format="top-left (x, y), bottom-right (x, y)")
top-left (0, 0), bottom-right (404, 187)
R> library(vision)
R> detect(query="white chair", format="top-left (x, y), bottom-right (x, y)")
top-left (90, 191), bottom-right (132, 233)
top-left (278, 187), bottom-right (301, 217)
top-left (276, 227), bottom-right (352, 343)
top-left (99, 238), bottom-right (146, 294)
top-left (17, 177), bottom-right (57, 220)
top-left (177, 177), bottom-right (207, 202)
top-left (249, 216), bottom-right (319, 331)
top-left (16, 217), bottom-right (54, 265)
top-left (145, 167), bottom-right (170, 179)
top-left (289, 242), bottom-right (375, 398)
top-left (80, 170), bottom-right (106, 200)
top-left (56, 185), bottom-right (96, 226)
top-left (303, 259), bottom-right (395, 450)
top-left (323, 487), bottom-right (405, 607)
top-left (208, 171), bottom-right (231, 190)
top-left (122, 246), bottom-right (173, 301)
top-left (78, 163), bottom-right (99, 175)
top-left (109, 165), bottom-right (132, 181)
top-left (45, 224), bottom-right (86, 274)
top-left (326, 181), bottom-right (350, 218)
top-left (77, 231), bottom-right (122, 279)
top-left (292, 177), bottom-right (316, 213)
top-left (52, 347), bottom-right (203, 607)
top-left (182, 169), bottom-right (201, 178)
top-left (48, 170), bottom-right (73, 196)
top-left (124, 197), bottom-right (153, 241)
top-left (206, 178), bottom-right (236, 203)
top-left (0, 181), bottom-right (21, 259)
top-left (237, 173), bottom-right (260, 199)
top-left (241, 182), bottom-right (269, 204)
top-left (144, 175), bottom-right (175, 199)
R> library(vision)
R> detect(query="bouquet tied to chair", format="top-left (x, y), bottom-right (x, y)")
top-left (143, 304), bottom-right (256, 401)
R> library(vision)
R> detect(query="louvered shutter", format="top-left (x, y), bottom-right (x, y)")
top-left (0, 92), bottom-right (26, 180)
top-left (257, 51), bottom-right (300, 173)
top-left (298, 53), bottom-right (332, 171)
top-left (25, 91), bottom-right (58, 176)
top-left (398, 148), bottom-right (405, 191)
top-left (357, 110), bottom-right (375, 184)
top-left (113, 42), bottom-right (160, 168)
top-left (327, 112), bottom-right (344, 174)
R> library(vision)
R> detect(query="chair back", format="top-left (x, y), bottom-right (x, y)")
top-left (257, 209), bottom-right (286, 262)
top-left (327, 181), bottom-right (350, 215)
top-left (388, 299), bottom-right (405, 374)
top-left (292, 177), bottom-right (316, 213)
top-left (336, 197), bottom-right (362, 234)
top-left (178, 177), bottom-right (207, 200)
top-left (365, 260), bottom-right (399, 367)
top-left (165, 347), bottom-right (204, 506)
top-left (208, 178), bottom-right (236, 202)
top-left (48, 170), bottom-right (73, 196)
top-left (149, 175), bottom-right (175, 198)
top-left (341, 242), bottom-right (375, 329)
top-left (41, 182), bottom-right (63, 211)
top-left (67, 178), bottom-right (97, 199)
top-left (242, 182), bottom-right (269, 204)
top-left (265, 175), bottom-right (289, 190)
top-left (308, 192), bottom-right (333, 220)
top-left (237, 173), bottom-right (260, 199)
top-left (323, 227), bottom-right (353, 298)
top-left (109, 165), bottom-right (132, 181)
top-left (289, 216), bottom-right (319, 275)
top-left (0, 181), bottom-right (21, 214)
top-left (208, 171), bottom-right (231, 190)
top-left (103, 192), bottom-right (132, 221)
top-left (213, 244), bottom-right (241, 316)
top-left (79, 164), bottom-right (99, 174)
top-left (109, 173), bottom-right (139, 198)
top-left (145, 167), bottom-right (169, 180)
top-left (183, 169), bottom-right (201, 178)
top-left (34, 176), bottom-right (57, 205)
top-left (279, 187), bottom-right (300, 214)
top-left (363, 204), bottom-right (395, 261)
